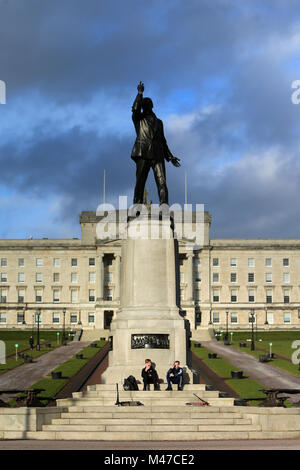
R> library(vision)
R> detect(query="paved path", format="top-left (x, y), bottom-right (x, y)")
top-left (0, 439), bottom-right (299, 450)
top-left (202, 340), bottom-right (300, 403)
top-left (0, 341), bottom-right (90, 392)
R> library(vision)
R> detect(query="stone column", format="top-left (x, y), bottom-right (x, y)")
top-left (97, 254), bottom-right (104, 301)
top-left (186, 253), bottom-right (194, 301)
top-left (114, 254), bottom-right (121, 301)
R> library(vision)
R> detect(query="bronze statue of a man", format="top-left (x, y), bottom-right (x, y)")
top-left (131, 81), bottom-right (180, 206)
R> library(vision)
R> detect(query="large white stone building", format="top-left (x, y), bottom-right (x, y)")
top-left (0, 209), bottom-right (299, 338)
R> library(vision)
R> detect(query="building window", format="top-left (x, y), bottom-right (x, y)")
top-left (70, 313), bottom-right (78, 324)
top-left (231, 289), bottom-right (237, 302)
top-left (180, 272), bottom-right (185, 283)
top-left (18, 289), bottom-right (25, 303)
top-left (35, 290), bottom-right (43, 302)
top-left (89, 289), bottom-right (95, 302)
top-left (35, 313), bottom-right (42, 324)
top-left (70, 289), bottom-right (78, 303)
top-left (18, 272), bottom-right (25, 283)
top-left (265, 273), bottom-right (272, 283)
top-left (248, 289), bottom-right (255, 303)
top-left (36, 258), bottom-right (43, 267)
top-left (266, 289), bottom-right (272, 303)
top-left (106, 289), bottom-right (113, 301)
top-left (89, 272), bottom-right (96, 283)
top-left (89, 258), bottom-right (95, 266)
top-left (0, 289), bottom-right (7, 303)
top-left (17, 312), bottom-right (24, 324)
top-left (105, 272), bottom-right (113, 283)
top-left (212, 258), bottom-right (219, 267)
top-left (53, 258), bottom-right (60, 267)
top-left (53, 289), bottom-right (60, 303)
top-left (230, 313), bottom-right (238, 324)
top-left (212, 312), bottom-right (220, 323)
top-left (71, 258), bottom-right (77, 267)
top-left (195, 289), bottom-right (201, 301)
top-left (283, 258), bottom-right (289, 267)
top-left (179, 258), bottom-right (184, 266)
top-left (18, 258), bottom-right (25, 267)
top-left (36, 272), bottom-right (43, 283)
top-left (230, 273), bottom-right (237, 283)
top-left (283, 273), bottom-right (290, 284)
top-left (248, 258), bottom-right (255, 267)
top-left (248, 273), bottom-right (255, 283)
top-left (71, 273), bottom-right (78, 283)
top-left (0, 273), bottom-right (7, 282)
top-left (53, 273), bottom-right (60, 282)
top-left (284, 312), bottom-right (291, 324)
top-left (213, 289), bottom-right (219, 302)
top-left (195, 272), bottom-right (201, 282)
top-left (283, 289), bottom-right (290, 303)
top-left (194, 258), bottom-right (201, 266)
top-left (180, 289), bottom-right (185, 301)
top-left (1, 258), bottom-right (7, 267)
top-left (265, 258), bottom-right (272, 267)
top-left (88, 313), bottom-right (95, 324)
top-left (212, 272), bottom-right (219, 283)
top-left (0, 313), bottom-right (6, 323)
top-left (230, 258), bottom-right (237, 267)
top-left (52, 313), bottom-right (60, 324)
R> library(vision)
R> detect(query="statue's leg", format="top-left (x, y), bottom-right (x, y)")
top-left (133, 158), bottom-right (151, 204)
top-left (152, 160), bottom-right (169, 205)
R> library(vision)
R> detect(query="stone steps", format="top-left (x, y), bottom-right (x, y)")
top-left (59, 412), bottom-right (246, 420)
top-left (12, 430), bottom-right (300, 441)
top-left (73, 390), bottom-right (219, 398)
top-left (56, 397), bottom-right (236, 407)
top-left (87, 384), bottom-right (207, 391)
top-left (51, 417), bottom-right (252, 425)
top-left (43, 424), bottom-right (261, 432)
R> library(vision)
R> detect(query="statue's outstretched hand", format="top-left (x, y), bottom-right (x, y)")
top-left (171, 156), bottom-right (181, 167)
top-left (137, 81), bottom-right (144, 93)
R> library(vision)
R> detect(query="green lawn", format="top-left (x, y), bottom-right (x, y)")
top-left (217, 331), bottom-right (300, 377)
top-left (17, 340), bottom-right (109, 406)
top-left (0, 330), bottom-right (73, 375)
top-left (191, 341), bottom-right (271, 405)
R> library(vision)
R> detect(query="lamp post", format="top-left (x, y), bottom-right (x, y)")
top-left (224, 310), bottom-right (229, 343)
top-left (62, 308), bottom-right (66, 345)
top-left (208, 308), bottom-right (212, 325)
top-left (250, 309), bottom-right (255, 351)
top-left (36, 309), bottom-right (41, 351)
top-left (264, 307), bottom-right (269, 325)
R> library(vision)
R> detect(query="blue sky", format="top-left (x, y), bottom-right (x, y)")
top-left (1, 0), bottom-right (300, 239)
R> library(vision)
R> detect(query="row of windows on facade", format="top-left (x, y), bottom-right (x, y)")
top-left (180, 257), bottom-right (291, 267)
top-left (0, 272), bottom-right (113, 283)
top-left (0, 257), bottom-right (114, 267)
top-left (210, 272), bottom-right (291, 284)
top-left (180, 272), bottom-right (292, 284)
top-left (0, 257), bottom-right (291, 268)
top-left (0, 288), bottom-right (113, 303)
top-left (180, 288), bottom-right (292, 303)
top-left (0, 312), bottom-right (96, 324)
top-left (211, 311), bottom-right (294, 324)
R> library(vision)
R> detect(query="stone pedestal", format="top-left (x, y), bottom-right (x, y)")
top-left (101, 216), bottom-right (192, 384)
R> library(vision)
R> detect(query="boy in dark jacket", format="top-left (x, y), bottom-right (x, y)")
top-left (141, 359), bottom-right (160, 391)
top-left (166, 361), bottom-right (183, 391)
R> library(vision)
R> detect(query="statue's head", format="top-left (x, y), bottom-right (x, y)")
top-left (142, 97), bottom-right (153, 112)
